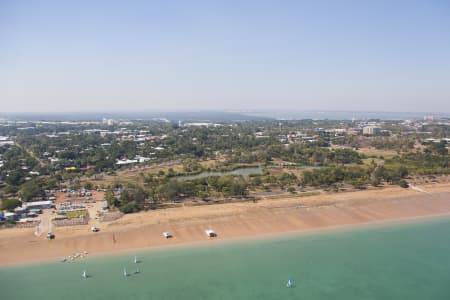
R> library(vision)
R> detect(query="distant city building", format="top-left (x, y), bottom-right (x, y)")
top-left (185, 122), bottom-right (209, 127)
top-left (362, 126), bottom-right (381, 135)
top-left (102, 118), bottom-right (115, 126)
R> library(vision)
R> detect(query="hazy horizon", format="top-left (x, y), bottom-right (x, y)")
top-left (1, 109), bottom-right (448, 122)
top-left (1, 0), bottom-right (450, 112)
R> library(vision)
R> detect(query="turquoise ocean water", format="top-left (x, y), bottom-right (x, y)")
top-left (2, 218), bottom-right (450, 299)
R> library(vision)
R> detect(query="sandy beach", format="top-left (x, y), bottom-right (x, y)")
top-left (1, 182), bottom-right (450, 266)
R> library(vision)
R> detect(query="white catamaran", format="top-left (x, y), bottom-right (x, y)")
top-left (286, 279), bottom-right (294, 288)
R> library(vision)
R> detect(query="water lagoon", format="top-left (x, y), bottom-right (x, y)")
top-left (178, 166), bottom-right (263, 180)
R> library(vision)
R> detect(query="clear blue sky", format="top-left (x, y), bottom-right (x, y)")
top-left (1, 0), bottom-right (449, 113)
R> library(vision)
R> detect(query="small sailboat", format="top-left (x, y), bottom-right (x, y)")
top-left (123, 267), bottom-right (128, 277)
top-left (82, 270), bottom-right (87, 279)
top-left (134, 267), bottom-right (140, 274)
top-left (134, 256), bottom-right (139, 264)
top-left (286, 279), bottom-right (294, 288)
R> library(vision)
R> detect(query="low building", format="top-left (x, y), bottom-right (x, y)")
top-left (22, 200), bottom-right (55, 211)
top-left (4, 212), bottom-right (16, 221)
top-left (0, 140), bottom-right (14, 146)
top-left (116, 159), bottom-right (138, 165)
top-left (14, 206), bottom-right (26, 214)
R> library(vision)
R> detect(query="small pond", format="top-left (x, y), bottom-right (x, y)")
top-left (178, 166), bottom-right (263, 181)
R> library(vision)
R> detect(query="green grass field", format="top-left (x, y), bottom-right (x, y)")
top-left (64, 210), bottom-right (88, 218)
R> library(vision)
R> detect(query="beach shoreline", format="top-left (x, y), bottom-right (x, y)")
top-left (79, 210), bottom-right (450, 265)
top-left (1, 182), bottom-right (450, 267)
top-left (3, 211), bottom-right (450, 269)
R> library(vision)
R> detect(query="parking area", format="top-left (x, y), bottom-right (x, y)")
top-left (35, 198), bottom-right (105, 236)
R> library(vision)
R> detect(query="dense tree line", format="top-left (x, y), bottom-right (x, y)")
top-left (266, 144), bottom-right (363, 166)
top-left (1, 120), bottom-right (448, 210)
top-left (302, 166), bottom-right (369, 187)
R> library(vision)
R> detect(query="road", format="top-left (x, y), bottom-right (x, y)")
top-left (14, 142), bottom-right (47, 168)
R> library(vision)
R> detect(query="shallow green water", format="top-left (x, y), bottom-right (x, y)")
top-left (2, 218), bottom-right (450, 299)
